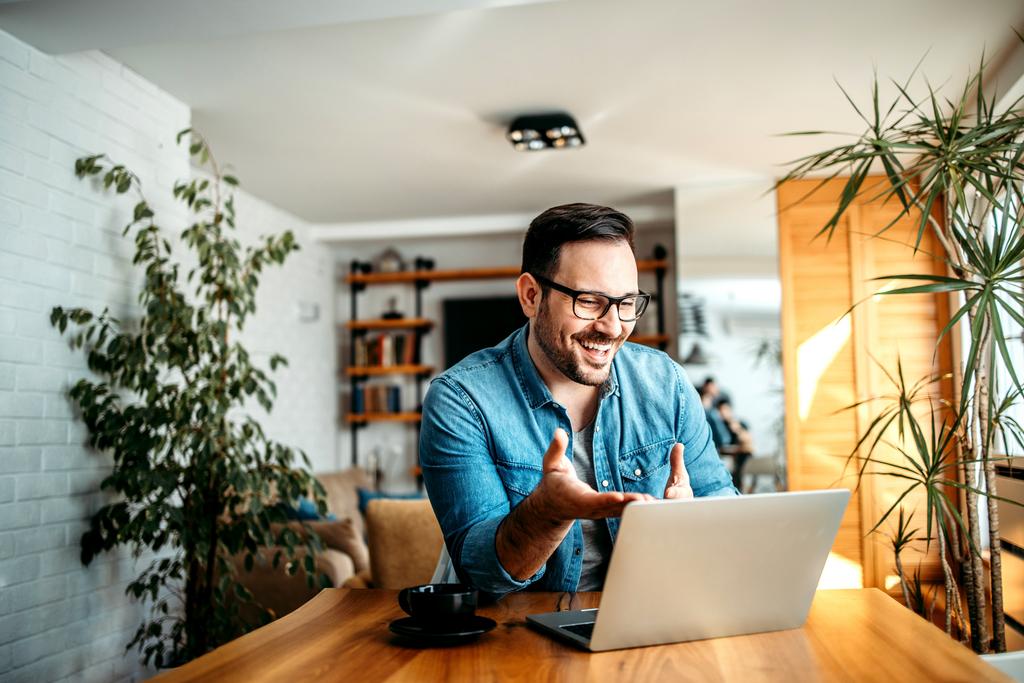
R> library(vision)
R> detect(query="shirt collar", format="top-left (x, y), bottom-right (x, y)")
top-left (512, 322), bottom-right (621, 410)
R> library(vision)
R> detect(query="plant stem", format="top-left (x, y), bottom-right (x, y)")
top-left (938, 512), bottom-right (953, 635)
top-left (986, 461), bottom-right (1007, 652)
top-left (976, 312), bottom-right (1002, 652)
top-left (894, 548), bottom-right (913, 611)
top-left (965, 306), bottom-right (990, 651)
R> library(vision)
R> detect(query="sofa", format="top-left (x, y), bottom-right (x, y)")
top-left (231, 469), bottom-right (373, 619)
top-left (232, 469), bottom-right (446, 619)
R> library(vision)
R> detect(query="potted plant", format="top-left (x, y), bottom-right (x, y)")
top-left (52, 130), bottom-right (327, 666)
top-left (778, 43), bottom-right (1024, 653)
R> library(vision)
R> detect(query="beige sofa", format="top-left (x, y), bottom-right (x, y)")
top-left (233, 469), bottom-right (447, 620)
top-left (232, 469), bottom-right (374, 619)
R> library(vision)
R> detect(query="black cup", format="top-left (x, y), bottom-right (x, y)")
top-left (398, 584), bottom-right (478, 626)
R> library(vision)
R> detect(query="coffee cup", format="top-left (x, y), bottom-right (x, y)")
top-left (397, 584), bottom-right (478, 625)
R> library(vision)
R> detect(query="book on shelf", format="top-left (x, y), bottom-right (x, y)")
top-left (350, 384), bottom-right (403, 415)
top-left (351, 331), bottom-right (419, 368)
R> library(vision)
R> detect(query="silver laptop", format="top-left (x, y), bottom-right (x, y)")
top-left (527, 489), bottom-right (850, 651)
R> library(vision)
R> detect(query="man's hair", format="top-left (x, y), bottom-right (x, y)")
top-left (521, 203), bottom-right (635, 279)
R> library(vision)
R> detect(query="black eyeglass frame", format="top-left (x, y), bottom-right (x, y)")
top-left (531, 273), bottom-right (651, 322)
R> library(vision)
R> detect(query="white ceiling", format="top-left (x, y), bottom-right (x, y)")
top-left (3, 0), bottom-right (1024, 224)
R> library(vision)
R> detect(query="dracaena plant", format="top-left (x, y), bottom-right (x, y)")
top-left (51, 129), bottom-right (328, 666)
top-left (778, 40), bottom-right (1024, 653)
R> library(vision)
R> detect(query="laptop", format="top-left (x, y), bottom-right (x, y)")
top-left (526, 489), bottom-right (850, 651)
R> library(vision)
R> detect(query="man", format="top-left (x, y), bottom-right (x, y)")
top-left (698, 377), bottom-right (731, 450)
top-left (420, 203), bottom-right (736, 598)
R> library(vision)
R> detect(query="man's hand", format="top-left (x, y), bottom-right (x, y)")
top-left (663, 443), bottom-right (694, 500)
top-left (496, 428), bottom-right (651, 580)
top-left (533, 428), bottom-right (652, 523)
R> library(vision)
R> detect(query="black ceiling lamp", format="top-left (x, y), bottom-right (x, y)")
top-left (507, 112), bottom-right (585, 151)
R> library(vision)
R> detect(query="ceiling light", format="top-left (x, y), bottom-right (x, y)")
top-left (508, 112), bottom-right (585, 151)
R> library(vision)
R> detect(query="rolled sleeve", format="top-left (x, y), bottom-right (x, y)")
top-left (673, 363), bottom-right (739, 498)
top-left (419, 377), bottom-right (543, 596)
top-left (461, 514), bottom-right (545, 594)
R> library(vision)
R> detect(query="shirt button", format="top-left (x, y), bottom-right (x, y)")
top-left (574, 548), bottom-right (581, 556)
top-left (601, 480), bottom-right (609, 488)
top-left (634, 468), bottom-right (642, 476)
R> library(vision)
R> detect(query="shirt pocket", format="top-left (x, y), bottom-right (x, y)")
top-left (619, 437), bottom-right (673, 494)
top-left (495, 461), bottom-right (543, 507)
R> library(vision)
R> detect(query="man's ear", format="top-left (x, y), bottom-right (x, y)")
top-left (516, 273), bottom-right (542, 318)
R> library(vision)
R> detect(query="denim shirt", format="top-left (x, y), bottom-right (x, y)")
top-left (419, 323), bottom-right (737, 598)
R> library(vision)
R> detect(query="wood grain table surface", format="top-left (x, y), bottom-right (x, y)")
top-left (153, 588), bottom-right (1009, 682)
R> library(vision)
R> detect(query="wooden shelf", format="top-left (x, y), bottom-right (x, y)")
top-left (629, 334), bottom-right (670, 347)
top-left (343, 259), bottom-right (668, 285)
top-left (346, 412), bottom-right (422, 424)
top-left (343, 318), bottom-right (433, 331)
top-left (345, 364), bottom-right (433, 377)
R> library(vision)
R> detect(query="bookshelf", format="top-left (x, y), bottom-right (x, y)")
top-left (342, 246), bottom-right (670, 474)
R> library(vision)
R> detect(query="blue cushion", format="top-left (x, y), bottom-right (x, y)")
top-left (356, 487), bottom-right (424, 516)
top-left (282, 496), bottom-right (337, 521)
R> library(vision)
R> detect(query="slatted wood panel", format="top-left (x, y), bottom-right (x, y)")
top-left (780, 205), bottom-right (863, 577)
top-left (779, 178), bottom-right (954, 589)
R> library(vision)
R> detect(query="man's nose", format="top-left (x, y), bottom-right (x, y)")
top-left (592, 303), bottom-right (624, 337)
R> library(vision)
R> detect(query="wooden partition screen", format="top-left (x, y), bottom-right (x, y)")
top-left (778, 177), bottom-right (954, 590)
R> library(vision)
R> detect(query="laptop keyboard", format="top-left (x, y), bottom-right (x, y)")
top-left (561, 622), bottom-right (595, 639)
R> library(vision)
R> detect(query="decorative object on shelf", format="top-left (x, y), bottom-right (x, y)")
top-left (54, 130), bottom-right (326, 668)
top-left (382, 296), bottom-right (404, 320)
top-left (507, 112), bottom-right (585, 151)
top-left (374, 247), bottom-right (406, 274)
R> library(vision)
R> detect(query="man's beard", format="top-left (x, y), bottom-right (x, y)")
top-left (532, 298), bottom-right (625, 386)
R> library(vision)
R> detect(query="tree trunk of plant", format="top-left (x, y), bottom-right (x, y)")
top-left (986, 464), bottom-right (1007, 652)
top-left (965, 308), bottom-right (991, 652)
top-left (956, 467), bottom-right (983, 651)
top-left (184, 551), bottom-right (201, 659)
top-left (938, 515), bottom-right (954, 635)
top-left (976, 317), bottom-right (1006, 652)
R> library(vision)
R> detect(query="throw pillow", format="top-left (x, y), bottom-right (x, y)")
top-left (281, 518), bottom-right (369, 575)
top-left (356, 487), bottom-right (425, 517)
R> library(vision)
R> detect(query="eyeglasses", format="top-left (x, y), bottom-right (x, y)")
top-left (531, 273), bottom-right (650, 322)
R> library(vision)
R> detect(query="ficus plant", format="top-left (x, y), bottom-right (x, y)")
top-left (51, 129), bottom-right (328, 666)
top-left (779, 40), bottom-right (1024, 653)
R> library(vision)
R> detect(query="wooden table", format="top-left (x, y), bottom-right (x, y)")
top-left (154, 588), bottom-right (1008, 682)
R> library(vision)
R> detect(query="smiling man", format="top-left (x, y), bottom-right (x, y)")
top-left (420, 203), bottom-right (736, 597)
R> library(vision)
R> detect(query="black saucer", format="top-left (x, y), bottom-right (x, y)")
top-left (389, 615), bottom-right (497, 646)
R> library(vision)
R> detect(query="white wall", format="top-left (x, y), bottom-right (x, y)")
top-left (0, 29), bottom-right (334, 682)
top-left (228, 189), bottom-right (336, 473)
top-left (673, 180), bottom-right (784, 465)
top-left (333, 225), bottom-right (675, 490)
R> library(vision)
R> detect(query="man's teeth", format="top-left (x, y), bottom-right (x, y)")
top-left (580, 341), bottom-right (611, 352)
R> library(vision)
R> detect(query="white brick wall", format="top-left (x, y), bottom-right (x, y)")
top-left (229, 188), bottom-right (337, 473)
top-left (0, 28), bottom-right (335, 682)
